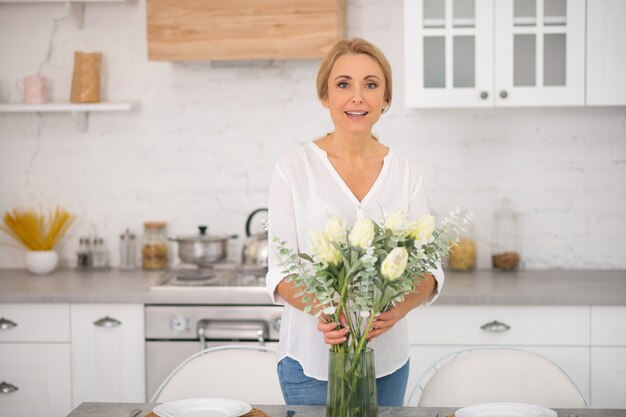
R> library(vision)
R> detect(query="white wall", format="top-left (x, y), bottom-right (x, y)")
top-left (1, 0), bottom-right (625, 270)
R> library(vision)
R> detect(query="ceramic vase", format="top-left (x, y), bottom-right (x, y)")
top-left (25, 250), bottom-right (59, 275)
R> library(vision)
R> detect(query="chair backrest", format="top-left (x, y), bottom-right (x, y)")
top-left (151, 345), bottom-right (284, 404)
top-left (407, 347), bottom-right (588, 408)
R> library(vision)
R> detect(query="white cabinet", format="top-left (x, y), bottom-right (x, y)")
top-left (405, 305), bottom-right (590, 405)
top-left (405, 0), bottom-right (586, 107)
top-left (70, 304), bottom-right (145, 407)
top-left (586, 0), bottom-right (626, 106)
top-left (0, 304), bottom-right (72, 417)
top-left (590, 306), bottom-right (626, 408)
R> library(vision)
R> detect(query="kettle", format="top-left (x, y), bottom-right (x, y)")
top-left (242, 208), bottom-right (269, 267)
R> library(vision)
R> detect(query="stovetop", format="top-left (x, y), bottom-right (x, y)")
top-left (150, 263), bottom-right (267, 290)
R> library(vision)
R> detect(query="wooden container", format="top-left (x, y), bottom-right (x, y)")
top-left (147, 0), bottom-right (346, 61)
top-left (70, 51), bottom-right (102, 103)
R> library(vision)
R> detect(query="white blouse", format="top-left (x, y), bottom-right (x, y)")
top-left (266, 142), bottom-right (444, 380)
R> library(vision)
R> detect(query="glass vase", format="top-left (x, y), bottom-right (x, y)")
top-left (326, 348), bottom-right (377, 417)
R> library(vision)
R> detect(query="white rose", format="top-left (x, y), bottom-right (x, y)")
top-left (380, 247), bottom-right (409, 280)
top-left (409, 214), bottom-right (436, 243)
top-left (310, 230), bottom-right (341, 265)
top-left (325, 216), bottom-right (347, 243)
top-left (384, 209), bottom-right (407, 235)
top-left (349, 218), bottom-right (375, 249)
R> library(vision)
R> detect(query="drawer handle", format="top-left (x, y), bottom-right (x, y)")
top-left (93, 316), bottom-right (122, 328)
top-left (480, 320), bottom-right (511, 333)
top-left (0, 381), bottom-right (19, 394)
top-left (0, 317), bottom-right (18, 330)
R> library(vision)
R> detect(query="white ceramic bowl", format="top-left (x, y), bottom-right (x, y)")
top-left (25, 250), bottom-right (59, 275)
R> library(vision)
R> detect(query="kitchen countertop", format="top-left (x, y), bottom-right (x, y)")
top-left (0, 268), bottom-right (625, 305)
top-left (69, 402), bottom-right (626, 417)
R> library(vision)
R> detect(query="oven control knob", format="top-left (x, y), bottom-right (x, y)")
top-left (170, 315), bottom-right (189, 333)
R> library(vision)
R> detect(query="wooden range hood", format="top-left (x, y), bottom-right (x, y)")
top-left (147, 0), bottom-right (346, 61)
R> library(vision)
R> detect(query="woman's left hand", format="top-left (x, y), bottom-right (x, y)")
top-left (366, 273), bottom-right (437, 341)
top-left (367, 304), bottom-right (409, 341)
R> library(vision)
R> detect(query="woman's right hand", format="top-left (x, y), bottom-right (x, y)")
top-left (317, 313), bottom-right (350, 345)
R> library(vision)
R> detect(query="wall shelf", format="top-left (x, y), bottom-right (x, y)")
top-left (0, 101), bottom-right (139, 131)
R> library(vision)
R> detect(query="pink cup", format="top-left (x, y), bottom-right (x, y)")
top-left (16, 75), bottom-right (47, 104)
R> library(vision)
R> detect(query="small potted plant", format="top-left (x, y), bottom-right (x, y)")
top-left (1, 207), bottom-right (75, 274)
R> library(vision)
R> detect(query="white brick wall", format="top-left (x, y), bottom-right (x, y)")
top-left (0, 0), bottom-right (625, 269)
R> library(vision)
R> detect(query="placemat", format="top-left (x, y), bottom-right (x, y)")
top-left (145, 408), bottom-right (268, 417)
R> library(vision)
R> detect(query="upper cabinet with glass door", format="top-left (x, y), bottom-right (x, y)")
top-left (495, 0), bottom-right (584, 106)
top-left (404, 0), bottom-right (585, 108)
top-left (404, 0), bottom-right (494, 107)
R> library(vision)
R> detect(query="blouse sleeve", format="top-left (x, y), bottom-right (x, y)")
top-left (266, 162), bottom-right (299, 305)
top-left (407, 166), bottom-right (445, 307)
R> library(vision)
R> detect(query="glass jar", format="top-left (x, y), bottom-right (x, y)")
top-left (91, 237), bottom-right (110, 269)
top-left (492, 198), bottom-right (520, 271)
top-left (77, 237), bottom-right (92, 268)
top-left (119, 228), bottom-right (137, 271)
top-left (142, 222), bottom-right (168, 270)
top-left (448, 222), bottom-right (477, 272)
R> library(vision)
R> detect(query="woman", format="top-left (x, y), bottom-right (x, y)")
top-left (266, 38), bottom-right (444, 406)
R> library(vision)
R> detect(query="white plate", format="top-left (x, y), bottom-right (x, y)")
top-left (455, 402), bottom-right (557, 417)
top-left (153, 398), bottom-right (252, 417)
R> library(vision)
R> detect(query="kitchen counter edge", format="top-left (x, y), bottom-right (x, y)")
top-left (0, 268), bottom-right (625, 305)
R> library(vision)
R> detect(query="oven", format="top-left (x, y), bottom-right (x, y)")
top-left (145, 264), bottom-right (281, 400)
top-left (145, 304), bottom-right (282, 400)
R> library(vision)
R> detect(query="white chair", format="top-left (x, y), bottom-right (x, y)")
top-left (150, 345), bottom-right (285, 404)
top-left (406, 347), bottom-right (588, 408)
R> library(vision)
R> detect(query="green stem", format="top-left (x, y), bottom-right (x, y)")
top-left (355, 313), bottom-right (376, 354)
top-left (339, 313), bottom-right (377, 414)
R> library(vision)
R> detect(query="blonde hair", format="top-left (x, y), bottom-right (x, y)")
top-left (316, 38), bottom-right (393, 113)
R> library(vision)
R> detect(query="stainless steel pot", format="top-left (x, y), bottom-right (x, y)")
top-left (170, 226), bottom-right (237, 266)
top-left (242, 208), bottom-right (268, 267)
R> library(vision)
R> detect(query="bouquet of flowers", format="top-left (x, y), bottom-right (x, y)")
top-left (274, 207), bottom-right (470, 417)
top-left (273, 207), bottom-right (471, 354)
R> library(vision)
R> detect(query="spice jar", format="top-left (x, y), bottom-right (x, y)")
top-left (448, 222), bottom-right (477, 272)
top-left (142, 222), bottom-right (168, 270)
top-left (91, 237), bottom-right (110, 269)
top-left (492, 198), bottom-right (520, 271)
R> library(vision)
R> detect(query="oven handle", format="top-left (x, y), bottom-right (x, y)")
top-left (196, 319), bottom-right (269, 350)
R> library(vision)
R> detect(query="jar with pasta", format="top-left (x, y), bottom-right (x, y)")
top-left (448, 221), bottom-right (477, 272)
top-left (142, 222), bottom-right (168, 270)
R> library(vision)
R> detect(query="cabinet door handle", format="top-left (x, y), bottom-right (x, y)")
top-left (0, 381), bottom-right (19, 394)
top-left (480, 91), bottom-right (489, 99)
top-left (0, 317), bottom-right (18, 330)
top-left (480, 320), bottom-right (511, 332)
top-left (499, 90), bottom-right (508, 99)
top-left (93, 316), bottom-right (122, 328)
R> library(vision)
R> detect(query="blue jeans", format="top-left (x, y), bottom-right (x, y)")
top-left (277, 356), bottom-right (409, 406)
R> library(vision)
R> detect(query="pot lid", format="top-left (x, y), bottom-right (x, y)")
top-left (174, 225), bottom-right (236, 242)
